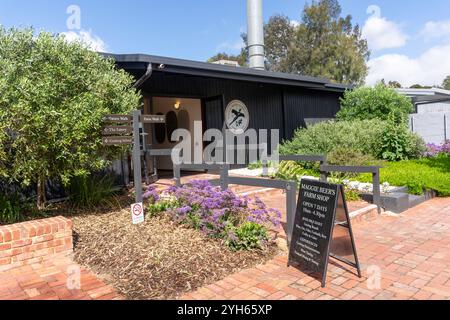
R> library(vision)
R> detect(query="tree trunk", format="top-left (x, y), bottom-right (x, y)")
top-left (37, 175), bottom-right (47, 210)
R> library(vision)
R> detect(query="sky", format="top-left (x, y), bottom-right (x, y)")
top-left (0, 0), bottom-right (449, 87)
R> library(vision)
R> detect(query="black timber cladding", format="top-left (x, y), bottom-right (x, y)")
top-left (106, 53), bottom-right (347, 142)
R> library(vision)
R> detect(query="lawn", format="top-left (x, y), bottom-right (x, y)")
top-left (357, 157), bottom-right (450, 196)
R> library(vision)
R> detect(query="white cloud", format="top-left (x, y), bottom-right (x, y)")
top-left (216, 39), bottom-right (244, 52)
top-left (362, 5), bottom-right (408, 51)
top-left (60, 29), bottom-right (107, 52)
top-left (420, 20), bottom-right (450, 42)
top-left (290, 20), bottom-right (299, 28)
top-left (366, 43), bottom-right (450, 87)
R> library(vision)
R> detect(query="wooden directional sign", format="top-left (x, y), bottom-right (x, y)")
top-left (141, 114), bottom-right (166, 124)
top-left (288, 179), bottom-right (361, 287)
top-left (103, 114), bottom-right (132, 123)
top-left (102, 136), bottom-right (133, 146)
top-left (102, 126), bottom-right (133, 136)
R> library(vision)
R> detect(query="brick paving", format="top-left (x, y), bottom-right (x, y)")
top-left (181, 197), bottom-right (450, 300)
top-left (0, 255), bottom-right (122, 300)
top-left (1, 172), bottom-right (448, 300)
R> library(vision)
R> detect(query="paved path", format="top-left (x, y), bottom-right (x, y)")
top-left (181, 197), bottom-right (450, 300)
top-left (0, 255), bottom-right (122, 300)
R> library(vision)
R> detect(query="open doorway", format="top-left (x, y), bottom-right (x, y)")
top-left (146, 96), bottom-right (203, 171)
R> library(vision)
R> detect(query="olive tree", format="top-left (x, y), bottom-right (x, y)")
top-left (0, 28), bottom-right (141, 209)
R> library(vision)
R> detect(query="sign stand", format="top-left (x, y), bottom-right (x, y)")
top-left (287, 179), bottom-right (361, 288)
top-left (330, 185), bottom-right (362, 279)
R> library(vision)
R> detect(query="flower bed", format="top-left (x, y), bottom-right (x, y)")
top-left (145, 180), bottom-right (282, 251)
top-left (70, 183), bottom-right (282, 300)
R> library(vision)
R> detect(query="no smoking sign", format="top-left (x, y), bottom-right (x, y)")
top-left (131, 202), bottom-right (144, 225)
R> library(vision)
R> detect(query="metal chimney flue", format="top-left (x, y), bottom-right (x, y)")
top-left (247, 0), bottom-right (265, 70)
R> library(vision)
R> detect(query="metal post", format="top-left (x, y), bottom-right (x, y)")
top-left (220, 164), bottom-right (229, 190)
top-left (320, 159), bottom-right (328, 182)
top-left (132, 110), bottom-right (143, 203)
top-left (286, 181), bottom-right (297, 246)
top-left (372, 168), bottom-right (381, 214)
top-left (444, 114), bottom-right (447, 142)
top-left (174, 164), bottom-right (181, 187)
top-left (262, 159), bottom-right (269, 177)
top-left (141, 131), bottom-right (150, 185)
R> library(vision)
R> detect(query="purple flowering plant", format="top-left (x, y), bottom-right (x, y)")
top-left (145, 180), bottom-right (282, 250)
top-left (424, 140), bottom-right (450, 158)
top-left (143, 185), bottom-right (160, 203)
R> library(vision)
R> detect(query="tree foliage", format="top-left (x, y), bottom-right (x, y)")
top-left (279, 0), bottom-right (369, 85)
top-left (442, 76), bottom-right (450, 90)
top-left (388, 81), bottom-right (402, 88)
top-left (207, 51), bottom-right (247, 67)
top-left (337, 84), bottom-right (414, 124)
top-left (208, 0), bottom-right (369, 85)
top-left (0, 28), bottom-right (141, 208)
top-left (263, 15), bottom-right (295, 72)
top-left (410, 84), bottom-right (432, 89)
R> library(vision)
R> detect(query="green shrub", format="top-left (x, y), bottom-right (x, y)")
top-left (407, 133), bottom-right (427, 159)
top-left (337, 84), bottom-right (413, 124)
top-left (147, 199), bottom-right (180, 218)
top-left (327, 147), bottom-right (376, 179)
top-left (328, 147), bottom-right (374, 166)
top-left (280, 119), bottom-right (425, 161)
top-left (227, 222), bottom-right (269, 251)
top-left (379, 121), bottom-right (411, 161)
top-left (68, 172), bottom-right (118, 208)
top-left (344, 188), bottom-right (361, 202)
top-left (0, 28), bottom-right (140, 209)
top-left (275, 161), bottom-right (320, 182)
top-left (379, 121), bottom-right (427, 161)
top-left (248, 160), bottom-right (276, 170)
top-left (356, 157), bottom-right (450, 196)
top-left (280, 119), bottom-right (385, 158)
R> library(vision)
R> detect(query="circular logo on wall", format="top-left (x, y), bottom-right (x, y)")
top-left (225, 100), bottom-right (250, 134)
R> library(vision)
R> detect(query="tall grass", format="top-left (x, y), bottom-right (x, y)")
top-left (68, 172), bottom-right (119, 209)
top-left (0, 193), bottom-right (23, 224)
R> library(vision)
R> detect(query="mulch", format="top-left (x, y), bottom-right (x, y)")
top-left (70, 199), bottom-right (280, 300)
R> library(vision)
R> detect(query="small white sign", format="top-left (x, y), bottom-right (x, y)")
top-left (131, 202), bottom-right (144, 225)
top-left (225, 100), bottom-right (250, 134)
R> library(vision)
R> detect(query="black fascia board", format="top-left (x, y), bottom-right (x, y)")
top-left (103, 53), bottom-right (351, 92)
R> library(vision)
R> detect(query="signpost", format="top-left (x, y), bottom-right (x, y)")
top-left (141, 114), bottom-right (166, 124)
top-left (132, 110), bottom-right (143, 203)
top-left (103, 115), bottom-right (132, 123)
top-left (102, 126), bottom-right (133, 135)
top-left (101, 111), bottom-right (167, 215)
top-left (102, 136), bottom-right (133, 145)
top-left (288, 179), bottom-right (361, 287)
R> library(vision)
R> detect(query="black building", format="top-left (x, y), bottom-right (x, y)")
top-left (107, 53), bottom-right (350, 170)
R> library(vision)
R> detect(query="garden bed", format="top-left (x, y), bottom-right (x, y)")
top-left (71, 204), bottom-right (279, 300)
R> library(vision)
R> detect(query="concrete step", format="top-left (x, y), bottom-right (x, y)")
top-left (362, 189), bottom-right (437, 214)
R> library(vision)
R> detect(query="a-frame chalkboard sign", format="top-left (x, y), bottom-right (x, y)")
top-left (288, 179), bottom-right (362, 288)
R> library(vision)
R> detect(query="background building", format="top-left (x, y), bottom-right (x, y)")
top-left (397, 88), bottom-right (450, 144)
